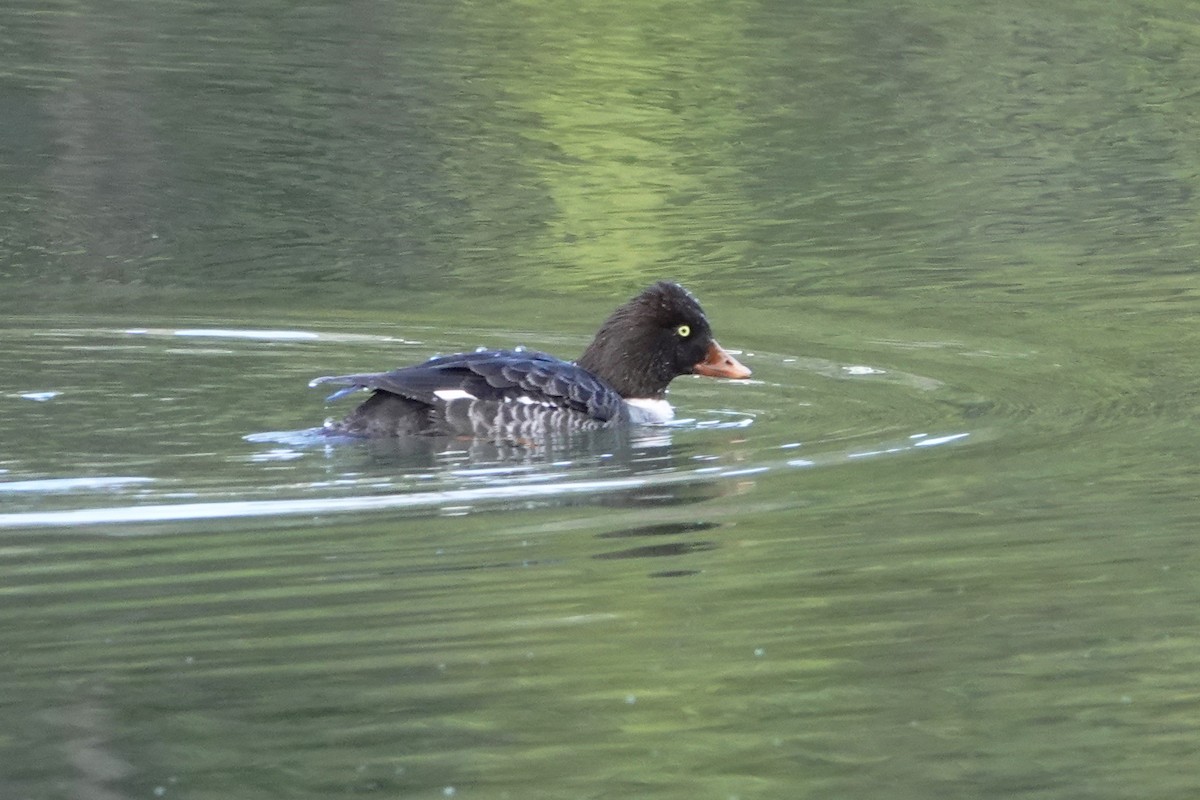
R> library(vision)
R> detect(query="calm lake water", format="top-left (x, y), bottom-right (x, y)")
top-left (3, 1), bottom-right (1199, 798)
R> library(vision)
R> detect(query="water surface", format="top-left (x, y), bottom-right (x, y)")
top-left (3, 1), bottom-right (1199, 798)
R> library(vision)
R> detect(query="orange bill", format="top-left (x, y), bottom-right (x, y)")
top-left (693, 341), bottom-right (751, 379)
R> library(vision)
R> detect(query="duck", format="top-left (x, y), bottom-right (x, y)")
top-left (311, 281), bottom-right (751, 440)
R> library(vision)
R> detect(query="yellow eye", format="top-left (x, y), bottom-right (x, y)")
top-left (676, 324), bottom-right (691, 338)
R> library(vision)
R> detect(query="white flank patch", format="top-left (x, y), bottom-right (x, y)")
top-left (434, 389), bottom-right (476, 401)
top-left (625, 397), bottom-right (675, 424)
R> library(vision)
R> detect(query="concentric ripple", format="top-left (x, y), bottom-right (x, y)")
top-left (0, 319), bottom-right (1066, 531)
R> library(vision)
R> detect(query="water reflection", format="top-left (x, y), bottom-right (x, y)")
top-left (0, 318), bottom-right (982, 534)
top-left (9, 3), bottom-right (1199, 795)
top-left (0, 428), bottom-right (971, 531)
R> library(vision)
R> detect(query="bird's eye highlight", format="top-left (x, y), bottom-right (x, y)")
top-left (676, 324), bottom-right (691, 338)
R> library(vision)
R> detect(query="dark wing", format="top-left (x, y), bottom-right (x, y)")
top-left (310, 350), bottom-right (627, 422)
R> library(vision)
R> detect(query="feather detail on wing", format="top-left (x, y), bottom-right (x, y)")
top-left (310, 350), bottom-right (627, 422)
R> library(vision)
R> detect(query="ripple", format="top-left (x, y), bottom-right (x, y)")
top-left (121, 327), bottom-right (420, 345)
top-left (0, 431), bottom-right (971, 530)
top-left (0, 476), bottom-right (156, 494)
top-left (16, 391), bottom-right (61, 402)
top-left (2, 320), bottom-right (994, 531)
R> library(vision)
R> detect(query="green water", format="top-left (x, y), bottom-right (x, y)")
top-left (3, 1), bottom-right (1199, 798)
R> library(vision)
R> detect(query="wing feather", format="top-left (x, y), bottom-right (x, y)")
top-left (311, 350), bottom-right (626, 422)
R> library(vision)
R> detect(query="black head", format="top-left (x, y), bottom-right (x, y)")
top-left (576, 281), bottom-right (750, 398)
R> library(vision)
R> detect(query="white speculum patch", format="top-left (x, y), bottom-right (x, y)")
top-left (433, 389), bottom-right (477, 401)
top-left (508, 395), bottom-right (555, 407)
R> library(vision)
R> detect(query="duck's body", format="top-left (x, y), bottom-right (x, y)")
top-left (312, 282), bottom-right (750, 440)
top-left (316, 348), bottom-right (639, 439)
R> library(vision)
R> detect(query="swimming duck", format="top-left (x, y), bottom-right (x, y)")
top-left (311, 281), bottom-right (750, 439)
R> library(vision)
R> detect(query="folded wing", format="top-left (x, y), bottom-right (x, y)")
top-left (310, 350), bottom-right (626, 423)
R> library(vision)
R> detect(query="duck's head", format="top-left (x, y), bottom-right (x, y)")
top-left (577, 281), bottom-right (751, 399)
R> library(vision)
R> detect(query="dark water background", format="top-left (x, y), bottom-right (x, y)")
top-left (3, 2), bottom-right (1199, 798)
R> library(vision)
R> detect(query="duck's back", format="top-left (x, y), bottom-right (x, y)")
top-left (314, 350), bottom-right (629, 439)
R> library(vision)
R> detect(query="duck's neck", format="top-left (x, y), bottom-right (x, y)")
top-left (577, 336), bottom-right (672, 399)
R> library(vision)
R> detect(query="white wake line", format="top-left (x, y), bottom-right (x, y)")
top-left (0, 476), bottom-right (655, 529)
top-left (0, 432), bottom-right (970, 530)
